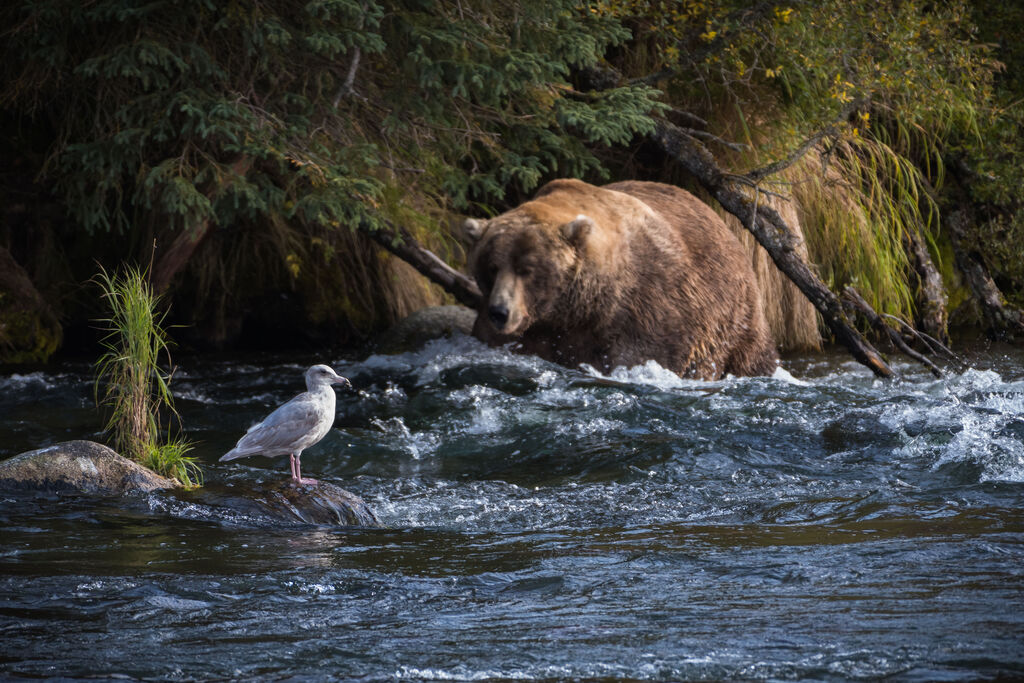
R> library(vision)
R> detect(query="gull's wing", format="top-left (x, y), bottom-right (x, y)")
top-left (220, 393), bottom-right (321, 460)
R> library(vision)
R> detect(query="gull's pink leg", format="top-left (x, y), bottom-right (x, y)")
top-left (293, 454), bottom-right (318, 486)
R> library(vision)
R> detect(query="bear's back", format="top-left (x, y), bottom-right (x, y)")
top-left (603, 181), bottom-right (741, 265)
top-left (601, 180), bottom-right (777, 377)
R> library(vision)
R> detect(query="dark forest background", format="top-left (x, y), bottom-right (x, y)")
top-left (2, 0), bottom-right (1022, 363)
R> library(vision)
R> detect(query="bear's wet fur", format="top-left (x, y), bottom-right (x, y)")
top-left (466, 179), bottom-right (778, 379)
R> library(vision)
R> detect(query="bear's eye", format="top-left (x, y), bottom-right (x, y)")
top-left (479, 263), bottom-right (498, 288)
top-left (516, 263), bottom-right (534, 278)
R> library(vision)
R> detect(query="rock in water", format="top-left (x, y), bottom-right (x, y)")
top-left (191, 480), bottom-right (380, 526)
top-left (0, 440), bottom-right (178, 495)
top-left (375, 305), bottom-right (476, 353)
top-left (259, 480), bottom-right (380, 526)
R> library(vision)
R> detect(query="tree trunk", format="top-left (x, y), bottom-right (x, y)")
top-left (649, 120), bottom-right (894, 378)
top-left (904, 227), bottom-right (949, 344)
top-left (946, 207), bottom-right (1024, 339)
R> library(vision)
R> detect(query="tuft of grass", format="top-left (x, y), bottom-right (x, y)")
top-left (140, 438), bottom-right (203, 489)
top-left (93, 265), bottom-right (202, 488)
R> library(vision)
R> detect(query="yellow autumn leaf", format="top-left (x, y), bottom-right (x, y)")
top-left (285, 253), bottom-right (301, 279)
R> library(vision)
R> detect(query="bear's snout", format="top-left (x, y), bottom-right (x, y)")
top-left (488, 304), bottom-right (510, 328)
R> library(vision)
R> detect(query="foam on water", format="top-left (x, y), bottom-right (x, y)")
top-left (771, 365), bottom-right (809, 385)
top-left (0, 372), bottom-right (57, 390)
top-left (370, 416), bottom-right (438, 460)
top-left (870, 365), bottom-right (1024, 483)
top-left (355, 334), bottom-right (506, 386)
top-left (582, 359), bottom-right (692, 390)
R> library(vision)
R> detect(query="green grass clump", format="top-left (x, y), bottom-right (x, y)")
top-left (140, 438), bottom-right (203, 489)
top-left (93, 266), bottom-right (202, 488)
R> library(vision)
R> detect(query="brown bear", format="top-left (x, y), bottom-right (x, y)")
top-left (464, 179), bottom-right (778, 379)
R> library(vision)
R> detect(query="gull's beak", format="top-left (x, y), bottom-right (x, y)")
top-left (332, 374), bottom-right (352, 389)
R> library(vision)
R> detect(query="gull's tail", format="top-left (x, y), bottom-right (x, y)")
top-left (219, 448), bottom-right (247, 462)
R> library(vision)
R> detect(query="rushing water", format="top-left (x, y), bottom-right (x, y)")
top-left (2, 336), bottom-right (1024, 680)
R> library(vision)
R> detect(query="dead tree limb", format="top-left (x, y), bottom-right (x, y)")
top-left (151, 156), bottom-right (253, 294)
top-left (650, 120), bottom-right (895, 378)
top-left (151, 217), bottom-right (212, 295)
top-left (879, 312), bottom-right (964, 369)
top-left (360, 219), bottom-right (482, 309)
top-left (904, 226), bottom-right (949, 344)
top-left (843, 287), bottom-right (942, 378)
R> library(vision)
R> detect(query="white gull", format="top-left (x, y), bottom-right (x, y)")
top-left (220, 364), bottom-right (351, 485)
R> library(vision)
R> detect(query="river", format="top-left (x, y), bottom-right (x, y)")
top-left (2, 336), bottom-right (1023, 680)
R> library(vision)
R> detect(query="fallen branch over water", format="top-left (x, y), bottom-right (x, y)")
top-left (843, 286), bottom-right (941, 378)
top-left (360, 220), bottom-right (482, 310)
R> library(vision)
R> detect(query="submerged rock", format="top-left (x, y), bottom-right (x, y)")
top-left (188, 479), bottom-right (380, 527)
top-left (376, 305), bottom-right (476, 353)
top-left (0, 440), bottom-right (178, 495)
top-left (256, 480), bottom-right (380, 526)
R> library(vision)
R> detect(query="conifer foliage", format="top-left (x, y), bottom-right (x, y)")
top-left (1, 1), bottom-right (1021, 357)
top-left (3, 0), bottom-right (663, 233)
top-left (1, 0), bottom-right (666, 349)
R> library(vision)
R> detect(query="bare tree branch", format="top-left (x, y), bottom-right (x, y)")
top-left (843, 287), bottom-right (941, 378)
top-left (879, 312), bottom-right (964, 369)
top-left (743, 102), bottom-right (858, 182)
top-left (359, 220), bottom-right (482, 310)
top-left (333, 46), bottom-right (362, 107)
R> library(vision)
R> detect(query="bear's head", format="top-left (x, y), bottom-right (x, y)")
top-left (464, 180), bottom-right (637, 337)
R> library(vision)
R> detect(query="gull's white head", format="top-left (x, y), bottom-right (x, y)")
top-left (305, 364), bottom-right (351, 391)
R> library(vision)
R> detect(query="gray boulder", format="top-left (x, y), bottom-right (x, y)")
top-left (252, 480), bottom-right (380, 526)
top-left (0, 440), bottom-right (178, 495)
top-left (376, 305), bottom-right (476, 353)
top-left (189, 479), bottom-right (380, 526)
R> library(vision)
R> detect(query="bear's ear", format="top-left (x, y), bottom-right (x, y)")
top-left (463, 218), bottom-right (486, 241)
top-left (561, 214), bottom-right (596, 247)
